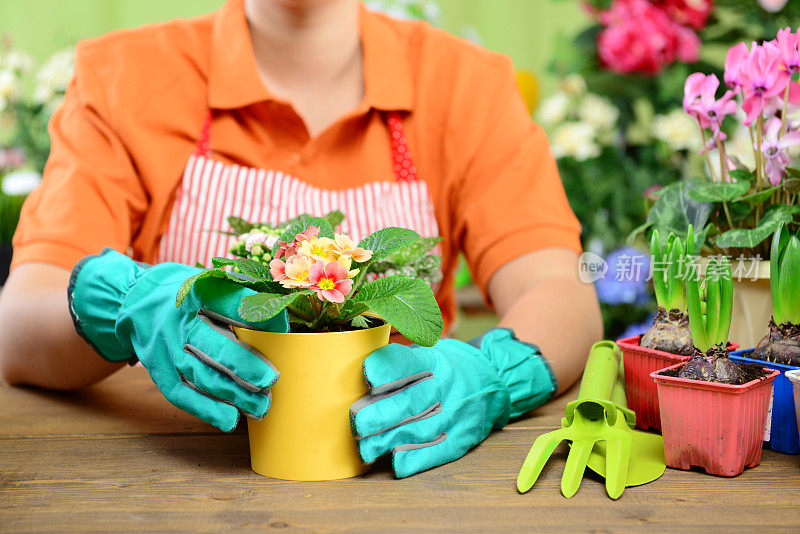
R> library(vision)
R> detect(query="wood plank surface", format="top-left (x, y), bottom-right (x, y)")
top-left (2, 366), bottom-right (800, 532)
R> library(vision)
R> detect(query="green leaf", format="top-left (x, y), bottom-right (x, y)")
top-left (717, 256), bottom-right (733, 345)
top-left (771, 223), bottom-right (788, 322)
top-left (352, 276), bottom-right (443, 347)
top-left (358, 227), bottom-right (421, 264)
top-left (688, 180), bottom-right (750, 203)
top-left (705, 267), bottom-right (721, 345)
top-left (728, 169), bottom-right (754, 183)
top-left (176, 268), bottom-right (228, 307)
top-left (650, 230), bottom-right (667, 307)
top-left (227, 216), bottom-right (254, 235)
top-left (714, 205), bottom-right (793, 249)
top-left (728, 201), bottom-right (753, 221)
top-left (779, 235), bottom-right (800, 324)
top-left (639, 180), bottom-right (712, 249)
top-left (350, 315), bottom-right (370, 329)
top-left (233, 258), bottom-right (269, 280)
top-left (211, 257), bottom-right (236, 268)
top-left (324, 210), bottom-right (345, 229)
top-left (739, 186), bottom-right (780, 204)
top-left (238, 291), bottom-right (313, 322)
top-left (385, 236), bottom-right (443, 265)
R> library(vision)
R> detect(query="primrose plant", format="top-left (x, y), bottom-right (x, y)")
top-left (751, 222), bottom-right (800, 365)
top-left (677, 226), bottom-right (742, 384)
top-left (177, 216), bottom-right (444, 347)
top-left (640, 229), bottom-right (692, 355)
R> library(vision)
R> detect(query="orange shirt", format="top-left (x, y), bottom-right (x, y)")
top-left (13, 0), bottom-right (581, 331)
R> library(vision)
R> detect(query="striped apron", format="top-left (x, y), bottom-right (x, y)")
top-left (157, 110), bottom-right (441, 279)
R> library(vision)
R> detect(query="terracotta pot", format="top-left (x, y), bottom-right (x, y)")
top-left (233, 320), bottom-right (390, 481)
top-left (652, 362), bottom-right (778, 477)
top-left (617, 336), bottom-right (738, 432)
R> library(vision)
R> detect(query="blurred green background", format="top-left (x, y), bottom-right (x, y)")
top-left (0, 0), bottom-right (582, 95)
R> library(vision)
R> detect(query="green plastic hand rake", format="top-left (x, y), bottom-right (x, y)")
top-left (516, 341), bottom-right (665, 500)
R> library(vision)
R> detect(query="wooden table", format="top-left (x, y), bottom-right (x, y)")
top-left (2, 367), bottom-right (800, 532)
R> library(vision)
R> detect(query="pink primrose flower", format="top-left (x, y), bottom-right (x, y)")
top-left (308, 260), bottom-right (353, 303)
top-left (269, 258), bottom-right (286, 281)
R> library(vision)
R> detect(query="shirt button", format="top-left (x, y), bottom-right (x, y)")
top-left (287, 152), bottom-right (301, 166)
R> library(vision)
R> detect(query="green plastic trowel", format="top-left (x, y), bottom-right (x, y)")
top-left (516, 341), bottom-right (665, 499)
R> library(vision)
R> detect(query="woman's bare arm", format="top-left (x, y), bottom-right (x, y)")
top-left (488, 248), bottom-right (603, 395)
top-left (0, 263), bottom-right (123, 389)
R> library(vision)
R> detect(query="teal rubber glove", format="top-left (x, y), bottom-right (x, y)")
top-left (68, 249), bottom-right (288, 432)
top-left (349, 328), bottom-right (557, 478)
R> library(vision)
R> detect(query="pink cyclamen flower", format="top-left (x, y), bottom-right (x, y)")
top-left (775, 27), bottom-right (800, 73)
top-left (724, 42), bottom-right (749, 90)
top-left (758, 118), bottom-right (800, 185)
top-left (308, 260), bottom-right (353, 303)
top-left (739, 41), bottom-right (791, 125)
top-left (683, 73), bottom-right (737, 137)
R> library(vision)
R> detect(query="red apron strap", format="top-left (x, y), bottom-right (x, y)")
top-left (384, 111), bottom-right (418, 182)
top-left (194, 110), bottom-right (214, 157)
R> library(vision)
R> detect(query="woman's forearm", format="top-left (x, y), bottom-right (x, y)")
top-left (496, 277), bottom-right (602, 395)
top-left (0, 263), bottom-right (122, 390)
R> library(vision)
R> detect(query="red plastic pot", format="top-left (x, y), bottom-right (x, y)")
top-left (618, 336), bottom-right (738, 431)
top-left (652, 362), bottom-right (779, 477)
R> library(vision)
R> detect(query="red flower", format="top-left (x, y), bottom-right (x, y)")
top-left (660, 0), bottom-right (713, 31)
top-left (596, 0), bottom-right (701, 75)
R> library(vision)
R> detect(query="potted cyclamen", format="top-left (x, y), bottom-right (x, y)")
top-left (618, 230), bottom-right (693, 430)
top-left (731, 222), bottom-right (800, 453)
top-left (178, 216), bottom-right (443, 481)
top-left (652, 227), bottom-right (778, 476)
top-left (637, 27), bottom-right (800, 348)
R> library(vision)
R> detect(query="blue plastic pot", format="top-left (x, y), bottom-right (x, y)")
top-left (730, 349), bottom-right (800, 454)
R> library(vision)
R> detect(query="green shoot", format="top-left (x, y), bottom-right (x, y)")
top-left (685, 226), bottom-right (733, 352)
top-left (650, 229), bottom-right (687, 313)
top-left (771, 222), bottom-right (800, 325)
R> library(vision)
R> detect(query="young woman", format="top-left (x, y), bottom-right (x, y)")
top-left (0, 0), bottom-right (601, 477)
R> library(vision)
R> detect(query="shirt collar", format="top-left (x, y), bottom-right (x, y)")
top-left (208, 0), bottom-right (413, 112)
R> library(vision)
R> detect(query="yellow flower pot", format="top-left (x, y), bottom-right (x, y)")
top-left (233, 321), bottom-right (390, 481)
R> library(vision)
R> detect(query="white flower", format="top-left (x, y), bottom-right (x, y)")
top-left (550, 122), bottom-right (601, 161)
top-left (0, 69), bottom-right (21, 111)
top-left (652, 109), bottom-right (702, 152)
top-left (577, 93), bottom-right (619, 131)
top-left (34, 48), bottom-right (74, 108)
top-left (726, 124), bottom-right (757, 169)
top-left (1, 169), bottom-right (42, 196)
top-left (538, 92), bottom-right (570, 126)
top-left (2, 50), bottom-right (34, 74)
top-left (758, 0), bottom-right (788, 13)
top-left (559, 74), bottom-right (587, 96)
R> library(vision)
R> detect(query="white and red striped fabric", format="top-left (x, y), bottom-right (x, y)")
top-left (157, 111), bottom-right (441, 271)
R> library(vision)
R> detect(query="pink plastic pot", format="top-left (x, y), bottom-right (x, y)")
top-left (617, 336), bottom-right (739, 431)
top-left (617, 336), bottom-right (689, 431)
top-left (652, 362), bottom-right (779, 477)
